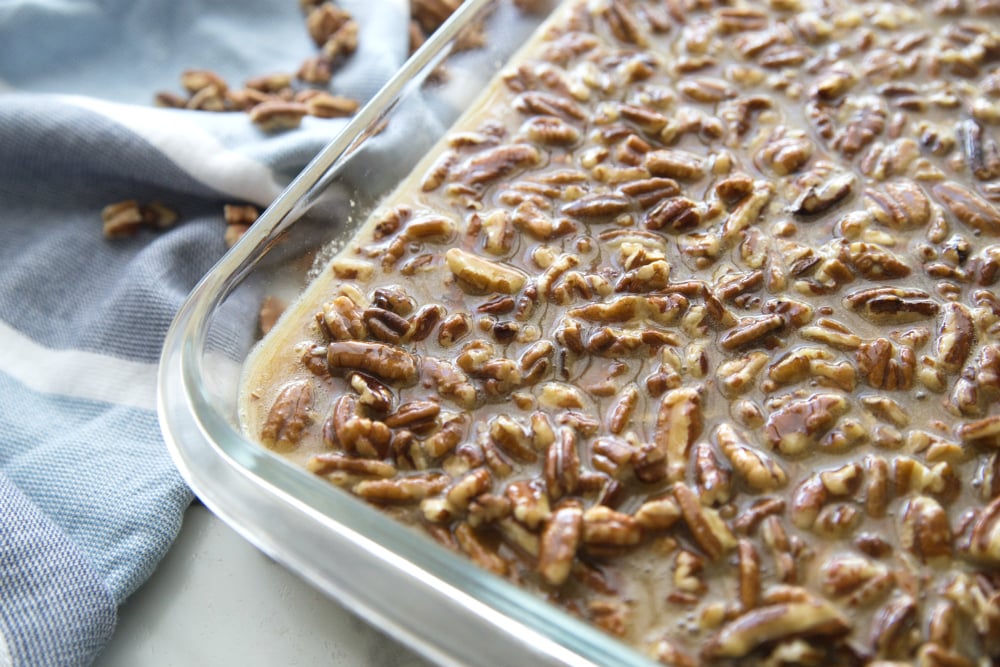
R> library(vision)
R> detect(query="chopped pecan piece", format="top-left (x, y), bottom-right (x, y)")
top-left (869, 596), bottom-right (918, 658)
top-left (489, 414), bottom-right (537, 463)
top-left (764, 393), bottom-right (848, 456)
top-left (694, 442), bottom-right (732, 506)
top-left (323, 394), bottom-right (392, 459)
top-left (545, 428), bottom-right (581, 500)
top-left (936, 303), bottom-right (975, 373)
top-left (506, 479), bottom-right (550, 529)
top-left (513, 91), bottom-right (586, 121)
top-left (644, 197), bottom-right (702, 233)
top-left (758, 127), bottom-right (814, 175)
top-left (308, 453), bottom-right (396, 478)
top-left (454, 522), bottom-right (509, 576)
top-left (790, 172), bottom-right (854, 216)
top-left (319, 296), bottom-right (366, 342)
top-left (249, 101), bottom-right (309, 132)
top-left (522, 115), bottom-right (581, 146)
top-left (840, 241), bottom-right (911, 279)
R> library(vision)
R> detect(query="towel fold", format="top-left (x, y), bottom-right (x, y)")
top-left (0, 0), bottom-right (408, 664)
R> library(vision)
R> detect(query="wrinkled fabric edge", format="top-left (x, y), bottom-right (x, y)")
top-left (0, 474), bottom-right (117, 667)
top-left (0, 320), bottom-right (157, 411)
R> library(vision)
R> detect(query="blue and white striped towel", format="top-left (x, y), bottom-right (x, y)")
top-left (0, 0), bottom-right (408, 664)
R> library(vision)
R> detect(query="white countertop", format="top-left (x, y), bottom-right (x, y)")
top-left (95, 503), bottom-right (432, 667)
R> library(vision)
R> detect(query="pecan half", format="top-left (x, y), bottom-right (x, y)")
top-left (702, 598), bottom-right (850, 659)
top-left (654, 387), bottom-right (703, 482)
top-left (936, 303), bottom-right (975, 373)
top-left (674, 482), bottom-right (736, 561)
top-left (327, 341), bottom-right (418, 385)
top-left (900, 496), bottom-right (952, 561)
top-left (934, 182), bottom-right (1000, 235)
top-left (865, 181), bottom-right (932, 229)
top-left (844, 286), bottom-right (940, 324)
top-left (308, 452), bottom-right (396, 478)
top-left (261, 381), bottom-right (313, 451)
top-left (764, 393), bottom-right (848, 456)
top-left (353, 472), bottom-right (449, 503)
top-left (582, 505), bottom-right (641, 550)
top-left (644, 149), bottom-right (706, 181)
top-left (966, 496), bottom-right (1000, 563)
top-left (561, 192), bottom-right (632, 219)
top-left (545, 428), bottom-right (581, 501)
top-left (538, 500), bottom-right (583, 586)
top-left (453, 144), bottom-right (542, 186)
top-left (445, 248), bottom-right (527, 294)
top-left (715, 422), bottom-right (787, 492)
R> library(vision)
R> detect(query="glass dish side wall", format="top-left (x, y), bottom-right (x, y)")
top-left (158, 0), bottom-right (659, 665)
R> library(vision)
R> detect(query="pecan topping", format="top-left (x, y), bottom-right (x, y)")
top-left (243, 2), bottom-right (1000, 659)
top-left (513, 91), bottom-right (586, 121)
top-left (957, 118), bottom-right (1000, 181)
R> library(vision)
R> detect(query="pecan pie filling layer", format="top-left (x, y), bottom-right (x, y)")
top-left (242, 1), bottom-right (1000, 663)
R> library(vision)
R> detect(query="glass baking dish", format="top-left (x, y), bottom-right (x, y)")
top-left (157, 0), bottom-right (658, 664)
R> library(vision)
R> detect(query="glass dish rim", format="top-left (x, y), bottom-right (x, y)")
top-left (157, 1), bottom-right (661, 665)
